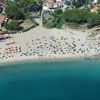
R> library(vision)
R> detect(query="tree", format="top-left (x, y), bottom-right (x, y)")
top-left (29, 0), bottom-right (37, 5)
top-left (5, 3), bottom-right (24, 19)
top-left (97, 9), bottom-right (100, 15)
top-left (87, 12), bottom-right (100, 27)
top-left (98, 0), bottom-right (100, 3)
top-left (17, 0), bottom-right (37, 7)
top-left (53, 0), bottom-right (56, 2)
top-left (63, 9), bottom-right (88, 24)
top-left (8, 20), bottom-right (20, 31)
top-left (71, 0), bottom-right (90, 8)
top-left (49, 9), bottom-right (64, 28)
top-left (54, 9), bottom-right (63, 15)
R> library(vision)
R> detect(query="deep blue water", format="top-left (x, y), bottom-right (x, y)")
top-left (0, 60), bottom-right (100, 100)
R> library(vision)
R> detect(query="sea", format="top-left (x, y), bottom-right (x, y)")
top-left (0, 59), bottom-right (100, 100)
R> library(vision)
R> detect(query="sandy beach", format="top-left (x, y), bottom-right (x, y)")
top-left (0, 25), bottom-right (100, 64)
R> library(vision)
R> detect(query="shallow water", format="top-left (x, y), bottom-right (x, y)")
top-left (0, 60), bottom-right (100, 100)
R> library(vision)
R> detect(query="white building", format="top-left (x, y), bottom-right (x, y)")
top-left (90, 0), bottom-right (98, 4)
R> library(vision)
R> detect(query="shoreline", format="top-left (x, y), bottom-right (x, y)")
top-left (0, 54), bottom-right (84, 66)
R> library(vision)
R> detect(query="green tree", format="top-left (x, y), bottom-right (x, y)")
top-left (54, 9), bottom-right (63, 15)
top-left (87, 12), bottom-right (100, 27)
top-left (72, 0), bottom-right (90, 8)
top-left (29, 0), bottom-right (37, 5)
top-left (17, 0), bottom-right (37, 7)
top-left (5, 3), bottom-right (24, 19)
top-left (50, 9), bottom-right (64, 28)
top-left (98, 0), bottom-right (100, 3)
top-left (97, 9), bottom-right (100, 15)
top-left (63, 9), bottom-right (88, 24)
top-left (8, 20), bottom-right (20, 31)
top-left (53, 0), bottom-right (56, 2)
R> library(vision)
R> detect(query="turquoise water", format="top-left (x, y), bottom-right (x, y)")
top-left (0, 60), bottom-right (100, 100)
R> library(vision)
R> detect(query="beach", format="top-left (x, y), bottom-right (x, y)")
top-left (0, 25), bottom-right (100, 64)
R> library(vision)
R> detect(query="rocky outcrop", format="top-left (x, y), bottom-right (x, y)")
top-left (84, 54), bottom-right (100, 60)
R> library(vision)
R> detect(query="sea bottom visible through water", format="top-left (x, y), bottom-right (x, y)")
top-left (0, 59), bottom-right (100, 100)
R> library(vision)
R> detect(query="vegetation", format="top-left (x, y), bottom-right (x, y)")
top-left (16, 0), bottom-right (37, 6)
top-left (74, 0), bottom-right (90, 8)
top-left (43, 9), bottom-right (64, 28)
top-left (63, 9), bottom-right (88, 24)
top-left (14, 0), bottom-right (42, 13)
top-left (5, 3), bottom-right (24, 20)
top-left (87, 13), bottom-right (100, 28)
top-left (98, 0), bottom-right (100, 3)
top-left (8, 20), bottom-right (20, 31)
top-left (3, 0), bottom-right (42, 31)
top-left (2, 0), bottom-right (100, 30)
top-left (43, 8), bottom-right (100, 29)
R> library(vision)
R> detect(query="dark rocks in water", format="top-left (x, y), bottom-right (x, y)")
top-left (84, 54), bottom-right (100, 60)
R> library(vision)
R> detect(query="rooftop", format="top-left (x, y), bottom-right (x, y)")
top-left (0, 15), bottom-right (5, 24)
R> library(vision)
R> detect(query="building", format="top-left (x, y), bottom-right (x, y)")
top-left (43, 0), bottom-right (65, 8)
top-left (0, 15), bottom-right (5, 28)
top-left (47, 2), bottom-right (65, 8)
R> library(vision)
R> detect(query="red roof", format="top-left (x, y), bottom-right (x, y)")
top-left (0, 34), bottom-right (10, 39)
top-left (47, 1), bottom-right (65, 6)
top-left (0, 15), bottom-right (5, 24)
top-left (0, 34), bottom-right (7, 38)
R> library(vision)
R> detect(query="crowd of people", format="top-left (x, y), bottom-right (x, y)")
top-left (0, 30), bottom-right (100, 61)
